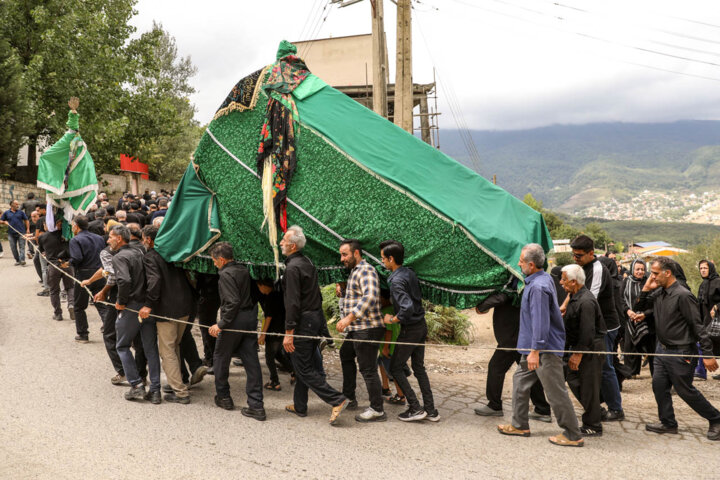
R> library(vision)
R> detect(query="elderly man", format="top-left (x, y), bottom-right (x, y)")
top-left (208, 242), bottom-right (265, 421)
top-left (336, 239), bottom-right (386, 423)
top-left (560, 264), bottom-right (606, 437)
top-left (568, 234), bottom-right (624, 422)
top-left (1, 200), bottom-right (29, 265)
top-left (498, 243), bottom-right (583, 447)
top-left (636, 256), bottom-right (720, 440)
top-left (281, 226), bottom-right (347, 425)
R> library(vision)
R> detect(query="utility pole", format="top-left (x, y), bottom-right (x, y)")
top-left (394, 0), bottom-right (413, 133)
top-left (371, 0), bottom-right (388, 117)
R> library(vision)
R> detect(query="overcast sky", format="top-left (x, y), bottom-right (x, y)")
top-left (132, 0), bottom-right (720, 131)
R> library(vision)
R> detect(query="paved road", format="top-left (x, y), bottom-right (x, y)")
top-left (1, 243), bottom-right (718, 479)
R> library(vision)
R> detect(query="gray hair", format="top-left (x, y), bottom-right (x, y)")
top-left (152, 216), bottom-right (164, 227)
top-left (111, 224), bottom-right (130, 243)
top-left (286, 225), bottom-right (306, 250)
top-left (522, 243), bottom-right (545, 268)
top-left (561, 264), bottom-right (586, 285)
top-left (116, 210), bottom-right (127, 220)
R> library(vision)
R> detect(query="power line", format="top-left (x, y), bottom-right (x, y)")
top-left (444, 0), bottom-right (720, 83)
top-left (298, 0), bottom-right (325, 42)
top-left (300, 1), bottom-right (333, 59)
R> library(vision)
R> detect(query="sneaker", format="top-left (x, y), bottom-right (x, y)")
top-left (215, 395), bottom-right (235, 411)
top-left (694, 373), bottom-right (707, 381)
top-left (529, 411), bottom-right (552, 423)
top-left (67, 307), bottom-right (75, 321)
top-left (163, 383), bottom-right (189, 393)
top-left (580, 425), bottom-right (603, 437)
top-left (124, 385), bottom-right (146, 401)
top-left (74, 335), bottom-right (89, 343)
top-left (425, 409), bottom-right (441, 422)
top-left (190, 365), bottom-right (208, 385)
top-left (330, 399), bottom-right (348, 426)
top-left (474, 404), bottom-right (503, 417)
top-left (241, 407), bottom-right (267, 421)
top-left (20, 261), bottom-right (26, 266)
top-left (164, 392), bottom-right (191, 405)
top-left (52, 313), bottom-right (63, 321)
top-left (398, 407), bottom-right (427, 422)
top-left (355, 407), bottom-right (387, 423)
top-left (145, 390), bottom-right (162, 405)
top-left (14, 261), bottom-right (21, 266)
top-left (37, 290), bottom-right (50, 297)
top-left (111, 374), bottom-right (126, 386)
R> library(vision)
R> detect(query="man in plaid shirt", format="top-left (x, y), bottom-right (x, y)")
top-left (336, 239), bottom-right (387, 422)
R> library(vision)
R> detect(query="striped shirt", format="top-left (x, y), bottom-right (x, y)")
top-left (342, 259), bottom-right (384, 331)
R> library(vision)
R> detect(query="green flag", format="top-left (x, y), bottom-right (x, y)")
top-left (37, 110), bottom-right (98, 223)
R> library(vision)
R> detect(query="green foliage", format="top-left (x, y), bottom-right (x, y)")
top-left (676, 237), bottom-right (720, 294)
top-left (1, 2), bottom-right (198, 182)
top-left (566, 219), bottom-right (720, 249)
top-left (554, 252), bottom-right (574, 267)
top-left (524, 193), bottom-right (580, 240)
top-left (0, 36), bottom-right (29, 172)
top-left (423, 301), bottom-right (471, 345)
top-left (582, 223), bottom-right (613, 250)
top-left (319, 284), bottom-right (471, 345)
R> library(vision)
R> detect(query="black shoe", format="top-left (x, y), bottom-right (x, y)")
top-left (645, 422), bottom-right (678, 434)
top-left (215, 395), bottom-right (234, 410)
top-left (164, 392), bottom-right (191, 405)
top-left (232, 358), bottom-right (243, 367)
top-left (241, 407), bottom-right (267, 421)
top-left (580, 425), bottom-right (603, 437)
top-left (52, 314), bottom-right (63, 321)
top-left (68, 307), bottom-right (75, 321)
top-left (190, 365), bottom-right (208, 385)
top-left (145, 390), bottom-right (162, 405)
top-left (603, 409), bottom-right (625, 422)
top-left (124, 385), bottom-right (146, 401)
top-left (37, 290), bottom-right (50, 297)
top-left (74, 335), bottom-right (89, 343)
top-left (425, 409), bottom-right (441, 422)
top-left (708, 423), bottom-right (720, 441)
top-left (346, 399), bottom-right (359, 410)
top-left (162, 384), bottom-right (173, 394)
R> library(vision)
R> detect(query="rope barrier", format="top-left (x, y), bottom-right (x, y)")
top-left (7, 222), bottom-right (720, 360)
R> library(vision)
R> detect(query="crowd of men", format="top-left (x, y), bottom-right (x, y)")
top-left (3, 192), bottom-right (720, 439)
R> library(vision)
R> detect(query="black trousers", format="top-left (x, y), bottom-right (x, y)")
top-left (623, 333), bottom-right (656, 376)
top-left (566, 338), bottom-right (604, 429)
top-left (291, 310), bottom-right (344, 412)
top-left (178, 312), bottom-right (203, 383)
top-left (341, 327), bottom-right (385, 412)
top-left (73, 268), bottom-right (108, 337)
top-left (99, 290), bottom-right (124, 375)
top-left (652, 343), bottom-right (720, 428)
top-left (266, 335), bottom-right (293, 383)
top-left (486, 349), bottom-right (551, 414)
top-left (213, 312), bottom-right (263, 409)
top-left (198, 293), bottom-right (220, 366)
top-left (389, 321), bottom-right (435, 412)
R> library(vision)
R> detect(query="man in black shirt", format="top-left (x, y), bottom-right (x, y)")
top-left (568, 235), bottom-right (624, 421)
top-left (66, 215), bottom-right (107, 343)
top-left (380, 241), bottom-right (438, 422)
top-left (39, 216), bottom-right (75, 321)
top-left (88, 208), bottom-right (106, 236)
top-left (280, 225), bottom-right (348, 425)
top-left (208, 242), bottom-right (265, 421)
top-left (636, 256), bottom-right (720, 440)
top-left (560, 264), bottom-right (606, 436)
top-left (256, 279), bottom-right (294, 390)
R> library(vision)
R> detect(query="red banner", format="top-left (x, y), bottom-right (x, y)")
top-left (120, 154), bottom-right (149, 180)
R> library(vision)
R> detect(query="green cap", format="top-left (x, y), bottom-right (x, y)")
top-left (276, 40), bottom-right (297, 60)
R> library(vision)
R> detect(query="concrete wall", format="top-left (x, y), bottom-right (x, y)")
top-left (0, 175), bottom-right (177, 208)
top-left (0, 179), bottom-right (45, 208)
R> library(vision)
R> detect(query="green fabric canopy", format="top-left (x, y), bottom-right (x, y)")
top-left (155, 44), bottom-right (551, 308)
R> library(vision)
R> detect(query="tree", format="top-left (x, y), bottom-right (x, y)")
top-left (583, 222), bottom-right (613, 251)
top-left (523, 192), bottom-right (579, 240)
top-left (0, 37), bottom-right (29, 174)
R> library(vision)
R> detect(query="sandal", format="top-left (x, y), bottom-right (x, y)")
top-left (548, 434), bottom-right (584, 447)
top-left (264, 381), bottom-right (281, 391)
top-left (387, 394), bottom-right (406, 405)
top-left (497, 424), bottom-right (531, 437)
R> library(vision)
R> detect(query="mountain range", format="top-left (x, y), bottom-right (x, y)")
top-left (439, 121), bottom-right (720, 211)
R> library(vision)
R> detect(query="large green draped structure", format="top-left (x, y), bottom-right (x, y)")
top-left (155, 42), bottom-right (551, 308)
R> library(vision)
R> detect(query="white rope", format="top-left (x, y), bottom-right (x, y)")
top-left (8, 222), bottom-right (720, 359)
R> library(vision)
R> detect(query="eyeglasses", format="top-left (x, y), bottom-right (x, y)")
top-left (572, 252), bottom-right (586, 259)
